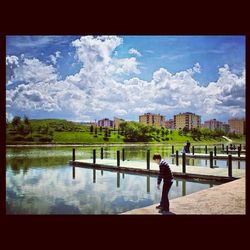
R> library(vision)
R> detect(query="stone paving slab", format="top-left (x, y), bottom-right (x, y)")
top-left (122, 177), bottom-right (245, 215)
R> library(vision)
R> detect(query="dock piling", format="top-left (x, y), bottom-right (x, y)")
top-left (72, 148), bottom-right (75, 162)
top-left (172, 145), bottom-right (174, 155)
top-left (182, 153), bottom-right (186, 173)
top-left (192, 146), bottom-right (194, 155)
top-left (117, 150), bottom-right (120, 167)
top-left (101, 147), bottom-right (103, 159)
top-left (176, 150), bottom-right (179, 166)
top-left (226, 145), bottom-right (229, 154)
top-left (93, 149), bottom-right (96, 164)
top-left (214, 146), bottom-right (217, 156)
top-left (209, 151), bottom-right (213, 168)
top-left (222, 144), bottom-right (224, 151)
top-left (205, 145), bottom-right (207, 154)
top-left (238, 146), bottom-right (241, 157)
top-left (228, 154), bottom-right (232, 178)
top-left (147, 150), bottom-right (150, 170)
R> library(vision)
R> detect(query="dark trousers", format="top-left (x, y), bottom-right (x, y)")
top-left (160, 180), bottom-right (173, 211)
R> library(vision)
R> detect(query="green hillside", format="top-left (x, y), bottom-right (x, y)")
top-left (6, 117), bottom-right (245, 145)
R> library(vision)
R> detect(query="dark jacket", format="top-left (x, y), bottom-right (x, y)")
top-left (157, 159), bottom-right (173, 185)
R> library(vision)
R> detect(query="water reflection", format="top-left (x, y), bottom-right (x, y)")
top-left (6, 146), bottom-right (243, 214)
top-left (182, 180), bottom-right (186, 196)
top-left (117, 173), bottom-right (120, 188)
top-left (72, 166), bottom-right (75, 179)
top-left (93, 169), bottom-right (96, 183)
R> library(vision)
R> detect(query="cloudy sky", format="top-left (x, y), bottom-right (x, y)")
top-left (6, 35), bottom-right (245, 123)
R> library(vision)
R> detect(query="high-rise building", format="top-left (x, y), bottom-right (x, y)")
top-left (174, 112), bottom-right (201, 130)
top-left (222, 123), bottom-right (230, 133)
top-left (165, 119), bottom-right (174, 129)
top-left (228, 118), bottom-right (245, 134)
top-left (113, 117), bottom-right (125, 129)
top-left (97, 118), bottom-right (114, 128)
top-left (139, 113), bottom-right (165, 127)
top-left (203, 119), bottom-right (223, 130)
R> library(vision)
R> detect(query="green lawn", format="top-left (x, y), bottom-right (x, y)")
top-left (53, 131), bottom-right (125, 144)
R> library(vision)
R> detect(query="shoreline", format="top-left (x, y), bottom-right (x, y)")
top-left (6, 141), bottom-right (244, 148)
top-left (6, 143), bottom-right (169, 147)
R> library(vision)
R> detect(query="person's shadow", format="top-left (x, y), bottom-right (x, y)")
top-left (159, 211), bottom-right (176, 215)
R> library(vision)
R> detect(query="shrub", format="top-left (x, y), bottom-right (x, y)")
top-left (39, 136), bottom-right (53, 142)
top-left (25, 135), bottom-right (34, 141)
top-left (13, 135), bottom-right (25, 141)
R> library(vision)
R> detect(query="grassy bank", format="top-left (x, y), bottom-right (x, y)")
top-left (6, 118), bottom-right (245, 145)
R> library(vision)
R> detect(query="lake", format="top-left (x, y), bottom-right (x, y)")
top-left (6, 145), bottom-right (243, 214)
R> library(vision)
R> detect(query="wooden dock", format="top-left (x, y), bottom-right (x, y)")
top-left (70, 159), bottom-right (245, 183)
top-left (171, 153), bottom-right (245, 160)
top-left (221, 150), bottom-right (246, 154)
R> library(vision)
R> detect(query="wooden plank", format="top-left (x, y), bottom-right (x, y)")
top-left (170, 153), bottom-right (245, 161)
top-left (69, 160), bottom-right (237, 183)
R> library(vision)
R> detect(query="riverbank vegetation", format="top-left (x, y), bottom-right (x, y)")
top-left (6, 116), bottom-right (245, 145)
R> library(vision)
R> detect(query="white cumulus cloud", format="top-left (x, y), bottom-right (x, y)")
top-left (6, 36), bottom-right (245, 123)
top-left (128, 48), bottom-right (142, 57)
top-left (49, 51), bottom-right (61, 65)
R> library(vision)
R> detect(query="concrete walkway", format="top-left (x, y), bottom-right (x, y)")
top-left (122, 177), bottom-right (245, 215)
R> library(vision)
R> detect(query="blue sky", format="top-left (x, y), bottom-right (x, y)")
top-left (6, 35), bottom-right (245, 123)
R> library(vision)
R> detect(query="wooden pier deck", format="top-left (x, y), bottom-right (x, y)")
top-left (122, 177), bottom-right (245, 215)
top-left (70, 159), bottom-right (245, 182)
top-left (221, 149), bottom-right (246, 154)
top-left (170, 153), bottom-right (245, 160)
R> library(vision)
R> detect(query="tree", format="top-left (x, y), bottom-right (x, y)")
top-left (17, 124), bottom-right (25, 134)
top-left (12, 116), bottom-right (21, 130)
top-left (161, 127), bottom-right (165, 138)
top-left (119, 122), bottom-right (151, 142)
top-left (165, 129), bottom-right (169, 136)
top-left (103, 127), bottom-right (109, 141)
top-left (200, 128), bottom-right (211, 139)
top-left (119, 122), bottom-right (127, 136)
top-left (23, 115), bottom-right (30, 126)
top-left (90, 125), bottom-right (94, 133)
top-left (182, 127), bottom-right (189, 135)
top-left (178, 128), bottom-right (182, 136)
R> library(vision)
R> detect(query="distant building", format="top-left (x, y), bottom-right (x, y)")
top-left (139, 113), bottom-right (165, 127)
top-left (114, 117), bottom-right (125, 129)
top-left (97, 118), bottom-right (114, 128)
top-left (203, 119), bottom-right (223, 130)
top-left (174, 112), bottom-right (201, 130)
top-left (222, 123), bottom-right (230, 133)
top-left (165, 119), bottom-right (174, 129)
top-left (228, 118), bottom-right (245, 134)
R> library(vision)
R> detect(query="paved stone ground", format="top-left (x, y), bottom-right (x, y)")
top-left (122, 177), bottom-right (245, 215)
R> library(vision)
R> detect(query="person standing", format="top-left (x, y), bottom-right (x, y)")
top-left (182, 141), bottom-right (191, 154)
top-left (153, 153), bottom-right (173, 214)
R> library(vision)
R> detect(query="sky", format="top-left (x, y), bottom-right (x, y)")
top-left (6, 35), bottom-right (245, 123)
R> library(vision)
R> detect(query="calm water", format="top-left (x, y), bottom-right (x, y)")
top-left (6, 145), bottom-right (243, 214)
